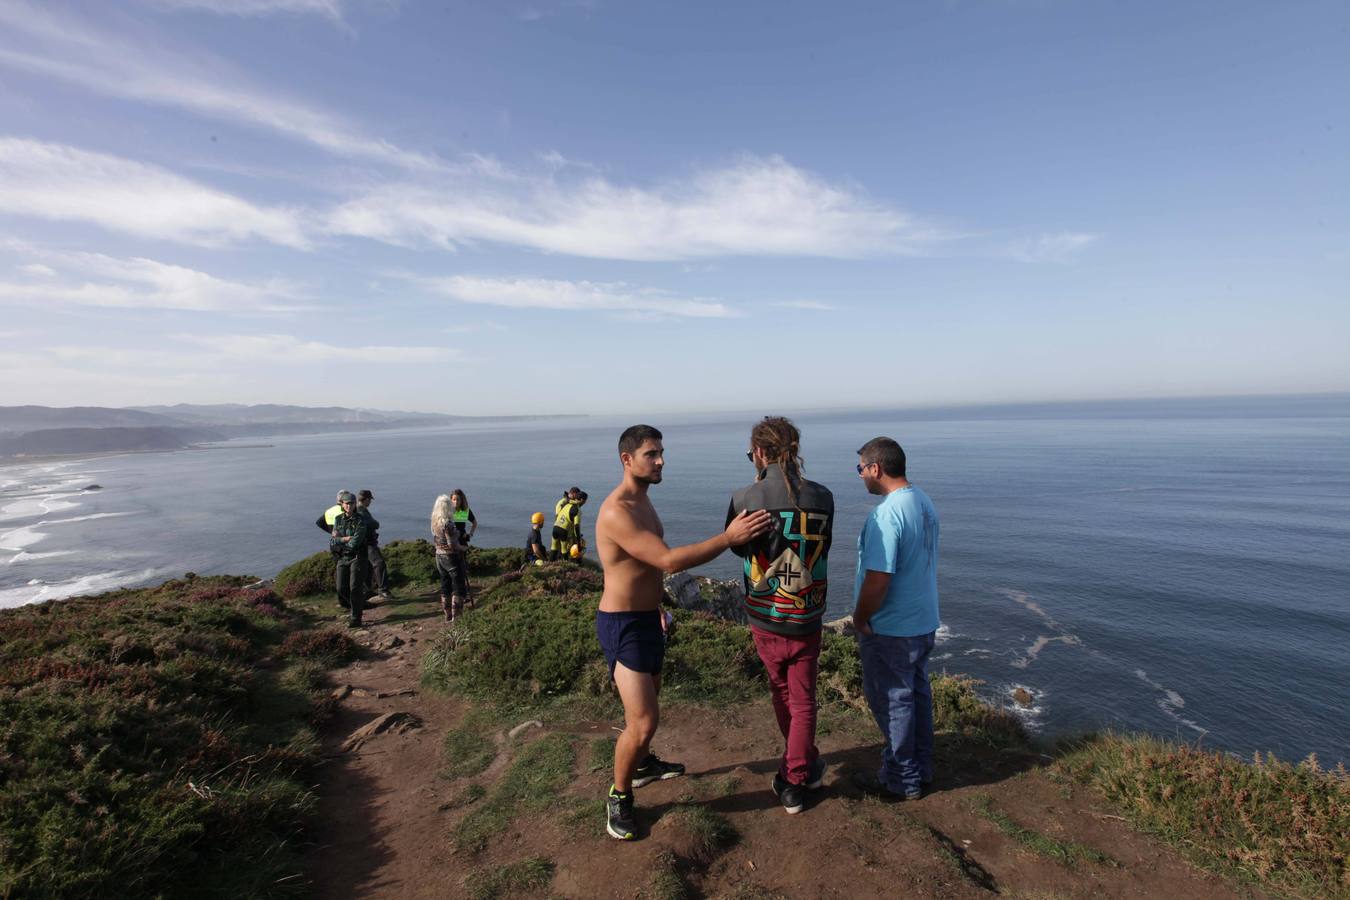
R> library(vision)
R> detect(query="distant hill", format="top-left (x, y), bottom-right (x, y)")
top-left (0, 405), bottom-right (182, 434)
top-left (0, 404), bottom-right (570, 455)
top-left (0, 426), bottom-right (225, 457)
top-left (129, 403), bottom-right (459, 426)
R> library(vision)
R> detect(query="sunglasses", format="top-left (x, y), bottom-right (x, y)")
top-left (857, 462), bottom-right (876, 475)
top-left (745, 451), bottom-right (754, 462)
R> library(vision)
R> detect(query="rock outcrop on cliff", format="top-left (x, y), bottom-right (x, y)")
top-left (662, 571), bottom-right (747, 623)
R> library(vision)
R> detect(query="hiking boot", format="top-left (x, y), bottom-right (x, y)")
top-left (850, 770), bottom-right (921, 802)
top-left (771, 773), bottom-right (806, 815)
top-left (805, 757), bottom-right (827, 790)
top-left (606, 786), bottom-right (636, 840)
top-left (347, 618), bottom-right (363, 629)
top-left (632, 753), bottom-right (685, 787)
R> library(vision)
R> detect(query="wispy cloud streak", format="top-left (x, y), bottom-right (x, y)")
top-left (0, 138), bottom-right (309, 247)
top-left (0, 1), bottom-right (439, 170)
top-left (1006, 232), bottom-right (1098, 264)
top-left (331, 156), bottom-right (943, 261)
top-left (0, 246), bottom-right (308, 312)
top-left (420, 275), bottom-right (738, 318)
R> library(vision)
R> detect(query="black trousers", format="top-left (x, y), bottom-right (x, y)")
top-left (436, 553), bottom-right (466, 600)
top-left (364, 542), bottom-right (388, 594)
top-left (336, 555), bottom-right (370, 621)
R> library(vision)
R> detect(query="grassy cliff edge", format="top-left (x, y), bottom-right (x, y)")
top-left (2, 544), bottom-right (1345, 898)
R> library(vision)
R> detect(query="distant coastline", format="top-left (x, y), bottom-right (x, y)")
top-left (0, 402), bottom-right (579, 461)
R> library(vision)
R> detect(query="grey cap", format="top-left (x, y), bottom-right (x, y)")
top-left (337, 490), bottom-right (356, 503)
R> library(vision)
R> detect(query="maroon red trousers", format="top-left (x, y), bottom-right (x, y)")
top-left (751, 625), bottom-right (822, 786)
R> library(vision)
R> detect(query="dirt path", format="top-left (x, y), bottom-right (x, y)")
top-left (304, 590), bottom-right (1259, 899)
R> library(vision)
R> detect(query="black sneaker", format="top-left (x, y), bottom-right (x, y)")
top-left (606, 786), bottom-right (636, 840)
top-left (632, 753), bottom-right (685, 787)
top-left (805, 757), bottom-right (827, 790)
top-left (771, 773), bottom-right (806, 815)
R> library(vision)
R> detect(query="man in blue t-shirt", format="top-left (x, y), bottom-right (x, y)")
top-left (849, 436), bottom-right (940, 801)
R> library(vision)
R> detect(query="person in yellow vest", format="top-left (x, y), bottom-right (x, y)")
top-left (550, 487), bottom-right (581, 561)
top-left (314, 491), bottom-right (344, 535)
top-left (450, 489), bottom-right (476, 607)
top-left (572, 490), bottom-right (589, 556)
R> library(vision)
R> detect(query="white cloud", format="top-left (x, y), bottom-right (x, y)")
top-left (0, 248), bottom-right (308, 312)
top-left (1006, 232), bottom-right (1098, 264)
top-left (329, 155), bottom-right (942, 261)
top-left (176, 332), bottom-right (449, 363)
top-left (0, 1), bottom-right (439, 170)
top-left (149, 0), bottom-right (349, 25)
top-left (28, 334), bottom-right (448, 372)
top-left (0, 138), bottom-right (309, 247)
top-left (772, 299), bottom-right (836, 311)
top-left (421, 275), bottom-right (738, 319)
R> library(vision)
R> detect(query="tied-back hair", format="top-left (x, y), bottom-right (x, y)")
top-left (751, 416), bottom-right (804, 507)
top-left (431, 494), bottom-right (455, 536)
top-left (451, 488), bottom-right (469, 511)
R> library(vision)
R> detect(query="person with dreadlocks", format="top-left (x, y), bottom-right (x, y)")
top-left (726, 416), bottom-right (835, 814)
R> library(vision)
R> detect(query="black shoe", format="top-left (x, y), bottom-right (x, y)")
top-left (606, 786), bottom-right (636, 840)
top-left (805, 757), bottom-right (827, 790)
top-left (772, 773), bottom-right (806, 815)
top-left (347, 619), bottom-right (363, 629)
top-left (850, 770), bottom-right (921, 802)
top-left (632, 753), bottom-right (685, 787)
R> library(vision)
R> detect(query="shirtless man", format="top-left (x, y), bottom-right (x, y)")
top-left (595, 424), bottom-right (772, 840)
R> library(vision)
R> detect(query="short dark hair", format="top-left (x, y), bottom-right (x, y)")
top-left (357, 489), bottom-right (373, 501)
top-left (856, 436), bottom-right (906, 478)
top-left (618, 424), bottom-right (662, 456)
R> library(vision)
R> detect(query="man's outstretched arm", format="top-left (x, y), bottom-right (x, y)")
top-left (603, 506), bottom-right (772, 574)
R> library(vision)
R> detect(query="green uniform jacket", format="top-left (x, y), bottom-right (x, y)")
top-left (331, 511), bottom-right (368, 558)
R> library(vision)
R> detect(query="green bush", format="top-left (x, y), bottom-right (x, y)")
top-left (381, 539), bottom-right (438, 587)
top-left (273, 551), bottom-right (332, 599)
top-left (0, 578), bottom-right (321, 897)
top-left (421, 561), bottom-right (1027, 743)
top-left (423, 569), bottom-right (602, 698)
top-left (466, 545), bottom-right (526, 575)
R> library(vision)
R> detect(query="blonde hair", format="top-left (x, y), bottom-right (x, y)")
top-left (431, 493), bottom-right (455, 535)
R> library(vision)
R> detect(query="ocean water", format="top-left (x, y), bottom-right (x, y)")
top-left (3, 396), bottom-right (1348, 766)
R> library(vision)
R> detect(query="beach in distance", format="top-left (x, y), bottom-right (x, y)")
top-left (2, 394), bottom-right (1348, 767)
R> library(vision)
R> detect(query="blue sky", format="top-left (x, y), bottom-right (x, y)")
top-left (1, 0), bottom-right (1346, 415)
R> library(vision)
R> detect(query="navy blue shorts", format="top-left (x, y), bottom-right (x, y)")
top-left (596, 609), bottom-right (665, 677)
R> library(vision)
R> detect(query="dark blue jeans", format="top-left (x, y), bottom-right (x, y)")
top-left (857, 630), bottom-right (936, 795)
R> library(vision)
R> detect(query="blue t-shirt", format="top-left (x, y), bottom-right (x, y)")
top-left (854, 486), bottom-right (940, 637)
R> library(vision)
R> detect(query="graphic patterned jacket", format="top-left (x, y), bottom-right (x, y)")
top-left (726, 462), bottom-right (834, 636)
